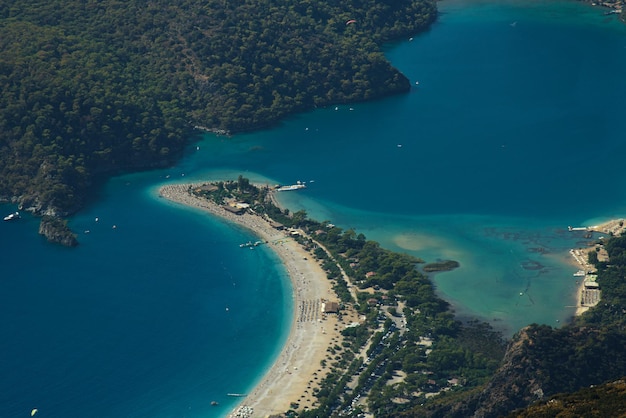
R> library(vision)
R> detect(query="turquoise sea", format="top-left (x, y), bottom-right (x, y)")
top-left (2, 0), bottom-right (626, 416)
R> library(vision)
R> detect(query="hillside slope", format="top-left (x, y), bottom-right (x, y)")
top-left (0, 0), bottom-right (436, 228)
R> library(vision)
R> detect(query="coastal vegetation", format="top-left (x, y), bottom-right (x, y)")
top-left (0, 0), bottom-right (436, 241)
top-left (192, 178), bottom-right (626, 417)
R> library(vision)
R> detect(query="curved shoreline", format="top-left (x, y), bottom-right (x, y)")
top-left (569, 219), bottom-right (624, 316)
top-left (158, 183), bottom-right (343, 417)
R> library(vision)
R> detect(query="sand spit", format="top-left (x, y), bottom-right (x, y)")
top-left (159, 183), bottom-right (344, 417)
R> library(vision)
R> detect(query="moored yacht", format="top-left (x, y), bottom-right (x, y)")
top-left (3, 211), bottom-right (20, 221)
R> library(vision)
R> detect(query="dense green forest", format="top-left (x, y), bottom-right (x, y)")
top-left (0, 0), bottom-right (436, 223)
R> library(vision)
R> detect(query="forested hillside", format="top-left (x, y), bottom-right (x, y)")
top-left (506, 378), bottom-right (626, 417)
top-left (0, 0), bottom-right (436, 222)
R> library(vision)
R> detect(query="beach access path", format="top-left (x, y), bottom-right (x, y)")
top-left (159, 183), bottom-right (344, 417)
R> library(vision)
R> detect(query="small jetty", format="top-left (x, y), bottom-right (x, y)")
top-left (275, 181), bottom-right (306, 191)
top-left (568, 226), bottom-right (589, 231)
top-left (568, 219), bottom-right (625, 236)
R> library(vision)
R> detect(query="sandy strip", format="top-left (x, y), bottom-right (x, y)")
top-left (589, 218), bottom-right (625, 236)
top-left (569, 248), bottom-right (593, 316)
top-left (567, 219), bottom-right (625, 316)
top-left (158, 183), bottom-right (342, 417)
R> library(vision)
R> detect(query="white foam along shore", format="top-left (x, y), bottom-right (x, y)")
top-left (158, 183), bottom-right (344, 417)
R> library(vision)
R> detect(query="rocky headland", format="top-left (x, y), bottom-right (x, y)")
top-left (38, 216), bottom-right (79, 247)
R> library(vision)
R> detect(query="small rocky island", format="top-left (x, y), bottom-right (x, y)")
top-left (39, 216), bottom-right (79, 247)
top-left (422, 259), bottom-right (460, 272)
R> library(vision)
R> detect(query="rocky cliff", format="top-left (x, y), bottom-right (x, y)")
top-left (39, 216), bottom-right (79, 247)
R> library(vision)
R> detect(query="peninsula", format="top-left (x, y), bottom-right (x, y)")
top-left (159, 178), bottom-right (505, 417)
top-left (159, 183), bottom-right (352, 416)
top-left (158, 178), bottom-right (626, 418)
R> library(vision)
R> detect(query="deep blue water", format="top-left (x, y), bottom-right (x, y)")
top-left (2, 1), bottom-right (626, 417)
top-left (0, 175), bottom-right (292, 418)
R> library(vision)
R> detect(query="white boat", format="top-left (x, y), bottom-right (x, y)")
top-left (276, 181), bottom-right (306, 191)
top-left (3, 211), bottom-right (20, 221)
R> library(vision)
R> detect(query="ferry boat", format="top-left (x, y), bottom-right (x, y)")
top-left (276, 181), bottom-right (306, 191)
top-left (3, 211), bottom-right (20, 221)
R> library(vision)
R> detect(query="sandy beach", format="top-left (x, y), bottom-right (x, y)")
top-left (569, 248), bottom-right (594, 316)
top-left (568, 219), bottom-right (622, 316)
top-left (159, 183), bottom-right (346, 417)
